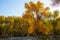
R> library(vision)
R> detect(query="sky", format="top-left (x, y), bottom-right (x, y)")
top-left (0, 0), bottom-right (60, 16)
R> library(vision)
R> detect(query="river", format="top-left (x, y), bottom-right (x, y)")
top-left (0, 35), bottom-right (60, 40)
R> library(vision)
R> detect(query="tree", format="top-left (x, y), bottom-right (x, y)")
top-left (24, 1), bottom-right (51, 36)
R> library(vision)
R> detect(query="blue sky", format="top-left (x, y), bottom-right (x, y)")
top-left (0, 0), bottom-right (26, 16)
top-left (0, 0), bottom-right (60, 16)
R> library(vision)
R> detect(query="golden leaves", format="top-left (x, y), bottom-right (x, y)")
top-left (1, 0), bottom-right (59, 36)
top-left (9, 19), bottom-right (14, 24)
top-left (24, 1), bottom-right (51, 35)
top-left (24, 1), bottom-right (44, 12)
top-left (42, 11), bottom-right (49, 17)
top-left (41, 7), bottom-right (50, 17)
top-left (1, 16), bottom-right (5, 21)
top-left (36, 1), bottom-right (44, 9)
top-left (23, 10), bottom-right (34, 19)
top-left (29, 1), bottom-right (38, 11)
top-left (28, 26), bottom-right (34, 34)
top-left (25, 3), bottom-right (29, 9)
top-left (0, 16), bottom-right (5, 22)
top-left (44, 7), bottom-right (50, 11)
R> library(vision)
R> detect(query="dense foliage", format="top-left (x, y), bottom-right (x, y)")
top-left (0, 1), bottom-right (60, 37)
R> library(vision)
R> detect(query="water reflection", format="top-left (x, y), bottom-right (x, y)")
top-left (0, 36), bottom-right (60, 40)
top-left (0, 37), bottom-right (37, 40)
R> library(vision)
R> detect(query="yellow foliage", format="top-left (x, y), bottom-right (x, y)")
top-left (44, 32), bottom-right (49, 35)
top-left (0, 24), bottom-right (3, 27)
top-left (27, 19), bottom-right (35, 34)
top-left (44, 7), bottom-right (50, 11)
top-left (1, 16), bottom-right (5, 21)
top-left (36, 1), bottom-right (44, 8)
top-left (0, 1), bottom-right (55, 36)
top-left (28, 26), bottom-right (34, 34)
top-left (23, 10), bottom-right (34, 19)
top-left (29, 1), bottom-right (38, 11)
top-left (10, 19), bottom-right (14, 24)
top-left (42, 11), bottom-right (49, 17)
top-left (25, 3), bottom-right (30, 9)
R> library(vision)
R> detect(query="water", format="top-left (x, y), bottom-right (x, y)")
top-left (0, 36), bottom-right (60, 40)
top-left (0, 37), bottom-right (38, 40)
